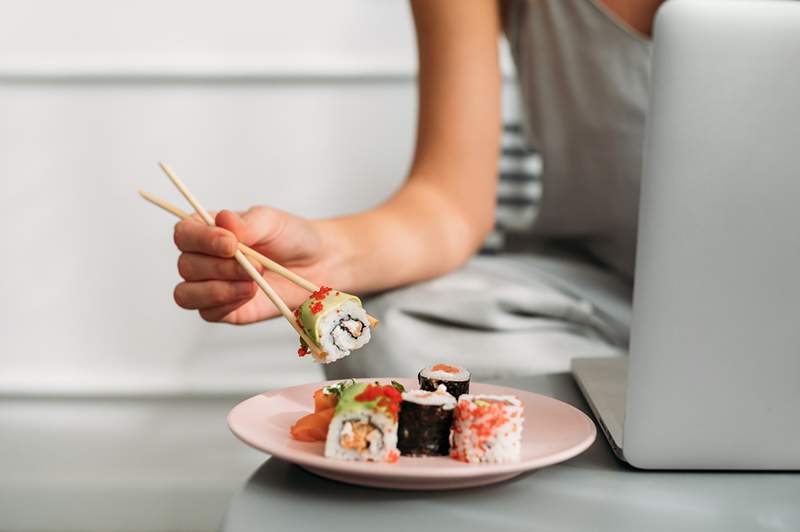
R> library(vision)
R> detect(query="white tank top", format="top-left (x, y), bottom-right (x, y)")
top-left (503, 0), bottom-right (652, 278)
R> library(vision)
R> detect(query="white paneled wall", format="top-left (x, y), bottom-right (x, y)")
top-left (0, 0), bottom-right (418, 75)
top-left (0, 0), bottom-right (519, 395)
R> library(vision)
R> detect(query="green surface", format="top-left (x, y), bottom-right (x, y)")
top-left (297, 289), bottom-right (362, 345)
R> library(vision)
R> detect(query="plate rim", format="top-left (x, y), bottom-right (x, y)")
top-left (227, 378), bottom-right (596, 479)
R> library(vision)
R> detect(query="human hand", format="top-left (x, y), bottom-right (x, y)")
top-left (172, 206), bottom-right (336, 324)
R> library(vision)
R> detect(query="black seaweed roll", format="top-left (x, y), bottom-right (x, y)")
top-left (397, 386), bottom-right (457, 456)
top-left (418, 363), bottom-right (471, 399)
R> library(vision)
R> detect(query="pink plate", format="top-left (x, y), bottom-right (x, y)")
top-left (227, 378), bottom-right (596, 490)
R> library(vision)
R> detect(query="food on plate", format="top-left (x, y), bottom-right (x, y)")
top-left (397, 384), bottom-right (457, 456)
top-left (324, 382), bottom-right (402, 462)
top-left (418, 363), bottom-right (471, 399)
top-left (288, 364), bottom-right (525, 466)
top-left (295, 287), bottom-right (372, 364)
top-left (289, 407), bottom-right (336, 442)
top-left (290, 380), bottom-right (357, 442)
top-left (450, 394), bottom-right (524, 464)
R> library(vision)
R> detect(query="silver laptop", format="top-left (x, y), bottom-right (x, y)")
top-left (572, 0), bottom-right (800, 469)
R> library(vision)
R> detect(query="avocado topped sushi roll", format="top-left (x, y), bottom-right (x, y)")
top-left (418, 363), bottom-right (471, 399)
top-left (398, 385), bottom-right (457, 457)
top-left (295, 286), bottom-right (372, 364)
top-left (324, 382), bottom-right (401, 462)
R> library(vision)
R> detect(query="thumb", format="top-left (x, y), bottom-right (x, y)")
top-left (215, 209), bottom-right (248, 244)
top-left (216, 206), bottom-right (320, 263)
top-left (216, 206), bottom-right (284, 248)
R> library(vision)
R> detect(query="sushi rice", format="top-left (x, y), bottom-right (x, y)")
top-left (419, 363), bottom-right (471, 399)
top-left (316, 299), bottom-right (371, 363)
top-left (324, 382), bottom-right (400, 462)
top-left (296, 287), bottom-right (372, 364)
top-left (450, 394), bottom-right (524, 463)
top-left (325, 410), bottom-right (398, 462)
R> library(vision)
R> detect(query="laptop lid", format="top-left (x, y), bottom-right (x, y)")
top-left (623, 0), bottom-right (800, 469)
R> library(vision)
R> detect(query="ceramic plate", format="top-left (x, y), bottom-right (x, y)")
top-left (228, 378), bottom-right (595, 490)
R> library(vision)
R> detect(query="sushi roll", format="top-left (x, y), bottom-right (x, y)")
top-left (295, 286), bottom-right (372, 364)
top-left (450, 394), bottom-right (524, 464)
top-left (398, 385), bottom-right (457, 456)
top-left (418, 363), bottom-right (471, 399)
top-left (324, 382), bottom-right (401, 462)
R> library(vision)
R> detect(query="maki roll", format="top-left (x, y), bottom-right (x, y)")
top-left (324, 382), bottom-right (401, 462)
top-left (398, 385), bottom-right (457, 456)
top-left (451, 394), bottom-right (523, 463)
top-left (295, 286), bottom-right (372, 364)
top-left (418, 363), bottom-right (471, 399)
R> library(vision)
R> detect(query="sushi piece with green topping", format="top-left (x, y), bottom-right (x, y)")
top-left (295, 287), bottom-right (373, 364)
top-left (324, 382), bottom-right (401, 462)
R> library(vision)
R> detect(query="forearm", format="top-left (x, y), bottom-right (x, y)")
top-left (317, 177), bottom-right (495, 294)
top-left (315, 0), bottom-right (501, 295)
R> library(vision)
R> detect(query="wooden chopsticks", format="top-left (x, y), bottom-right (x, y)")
top-left (156, 162), bottom-right (326, 360)
top-left (138, 190), bottom-right (318, 292)
top-left (141, 163), bottom-right (380, 360)
top-left (138, 188), bottom-right (379, 330)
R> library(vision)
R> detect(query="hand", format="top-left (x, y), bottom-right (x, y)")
top-left (172, 206), bottom-right (334, 324)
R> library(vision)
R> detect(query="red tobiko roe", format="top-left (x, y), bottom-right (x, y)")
top-left (310, 302), bottom-right (324, 314)
top-left (297, 345), bottom-right (309, 357)
top-left (355, 384), bottom-right (402, 417)
top-left (310, 286), bottom-right (333, 301)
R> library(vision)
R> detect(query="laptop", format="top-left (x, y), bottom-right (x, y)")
top-left (571, 0), bottom-right (800, 469)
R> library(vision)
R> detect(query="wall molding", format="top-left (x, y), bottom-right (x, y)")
top-left (0, 59), bottom-right (516, 83)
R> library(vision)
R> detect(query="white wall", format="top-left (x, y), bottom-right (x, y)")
top-left (0, 0), bottom-right (519, 395)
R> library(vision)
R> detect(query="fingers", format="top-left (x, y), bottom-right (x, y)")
top-left (173, 280), bottom-right (256, 310)
top-left (173, 219), bottom-right (237, 257)
top-left (177, 253), bottom-right (262, 281)
top-left (198, 301), bottom-right (250, 323)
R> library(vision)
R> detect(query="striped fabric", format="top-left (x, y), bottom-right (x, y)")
top-left (481, 123), bottom-right (543, 253)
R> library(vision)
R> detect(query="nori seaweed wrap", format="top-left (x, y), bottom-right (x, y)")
top-left (418, 363), bottom-right (471, 399)
top-left (397, 385), bottom-right (457, 456)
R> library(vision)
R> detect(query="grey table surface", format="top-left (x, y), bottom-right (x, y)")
top-left (221, 373), bottom-right (799, 532)
top-left (0, 393), bottom-right (268, 532)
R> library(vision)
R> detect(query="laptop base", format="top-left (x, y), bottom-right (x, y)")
top-left (571, 357), bottom-right (628, 462)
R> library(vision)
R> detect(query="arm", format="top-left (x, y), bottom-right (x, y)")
top-left (320, 0), bottom-right (502, 292)
top-left (171, 0), bottom-right (502, 323)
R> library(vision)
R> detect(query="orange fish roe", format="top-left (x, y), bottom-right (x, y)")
top-left (451, 396), bottom-right (523, 463)
top-left (456, 401), bottom-right (510, 440)
top-left (310, 301), bottom-right (324, 314)
top-left (431, 363), bottom-right (460, 374)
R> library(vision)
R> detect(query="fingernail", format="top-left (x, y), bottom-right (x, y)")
top-left (213, 236), bottom-right (234, 256)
